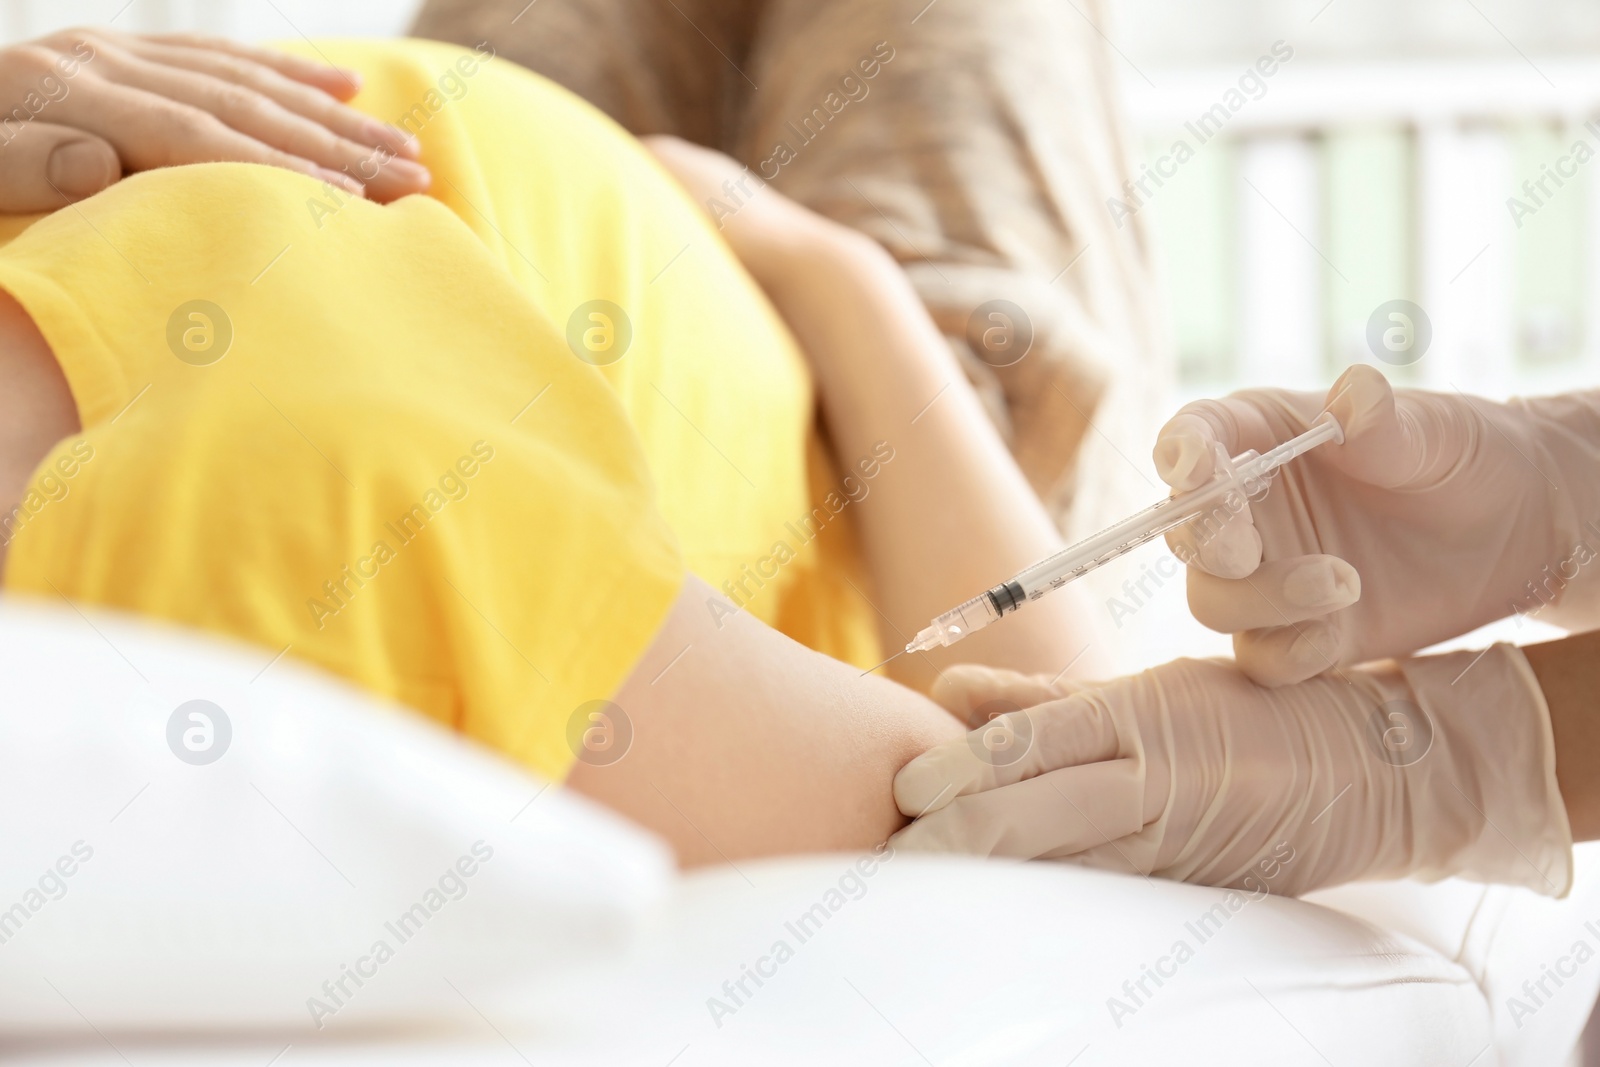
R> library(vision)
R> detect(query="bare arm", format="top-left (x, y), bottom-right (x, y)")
top-left (1527, 628), bottom-right (1600, 841)
top-left (645, 137), bottom-right (1100, 692)
top-left (0, 252), bottom-right (961, 869)
top-left (565, 576), bottom-right (965, 864)
top-left (0, 289), bottom-right (76, 572)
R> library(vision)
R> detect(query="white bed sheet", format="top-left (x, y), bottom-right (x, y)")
top-left (0, 854), bottom-right (1533, 1066)
top-left (4, 600), bottom-right (1598, 1065)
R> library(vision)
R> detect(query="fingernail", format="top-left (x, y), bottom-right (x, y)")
top-left (893, 755), bottom-right (958, 816)
top-left (1282, 560), bottom-right (1359, 610)
top-left (318, 167), bottom-right (364, 195)
top-left (1329, 365), bottom-right (1389, 439)
top-left (368, 120), bottom-right (420, 159)
top-left (374, 157), bottom-right (431, 190)
top-left (47, 140), bottom-right (116, 198)
top-left (1154, 433), bottom-right (1207, 488)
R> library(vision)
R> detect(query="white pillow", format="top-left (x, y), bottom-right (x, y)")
top-left (0, 597), bottom-right (672, 1034)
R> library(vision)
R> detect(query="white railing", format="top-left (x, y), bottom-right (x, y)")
top-left (1127, 60), bottom-right (1600, 400)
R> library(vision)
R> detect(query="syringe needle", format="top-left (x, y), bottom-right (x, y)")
top-left (860, 649), bottom-right (907, 676)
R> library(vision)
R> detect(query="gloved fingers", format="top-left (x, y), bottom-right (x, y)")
top-left (1232, 617), bottom-right (1345, 687)
top-left (1158, 366), bottom-right (1467, 499)
top-left (890, 759), bottom-right (1145, 859)
top-left (1316, 364), bottom-right (1457, 491)
top-left (1043, 832), bottom-right (1159, 878)
top-left (930, 663), bottom-right (1075, 727)
top-left (1153, 411), bottom-right (1227, 491)
top-left (1187, 555), bottom-right (1360, 634)
top-left (1164, 494), bottom-right (1262, 579)
top-left (1153, 390), bottom-right (1324, 493)
top-left (894, 697), bottom-right (1120, 817)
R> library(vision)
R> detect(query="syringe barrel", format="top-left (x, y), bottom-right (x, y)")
top-left (1009, 465), bottom-right (1247, 599)
top-left (910, 585), bottom-right (1013, 650)
top-left (905, 413), bottom-right (1343, 655)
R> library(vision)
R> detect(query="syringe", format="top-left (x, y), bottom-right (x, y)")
top-left (904, 412), bottom-right (1344, 655)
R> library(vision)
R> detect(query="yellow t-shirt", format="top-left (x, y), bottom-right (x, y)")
top-left (0, 39), bottom-right (881, 780)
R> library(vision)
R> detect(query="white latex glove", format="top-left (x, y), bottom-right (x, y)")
top-left (1154, 365), bottom-right (1600, 686)
top-left (892, 654), bottom-right (1573, 898)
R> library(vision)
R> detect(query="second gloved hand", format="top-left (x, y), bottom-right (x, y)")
top-left (892, 654), bottom-right (1573, 898)
top-left (1153, 365), bottom-right (1600, 686)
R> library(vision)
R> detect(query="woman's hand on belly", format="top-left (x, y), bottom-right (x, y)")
top-left (0, 28), bottom-right (431, 213)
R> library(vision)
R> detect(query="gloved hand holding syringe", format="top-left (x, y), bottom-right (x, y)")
top-left (903, 411), bottom-right (1345, 655)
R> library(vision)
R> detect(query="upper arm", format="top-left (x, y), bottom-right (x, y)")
top-left (564, 576), bottom-right (966, 866)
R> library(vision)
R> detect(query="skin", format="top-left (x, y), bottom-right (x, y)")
top-left (563, 178), bottom-right (1600, 868)
top-left (0, 246), bottom-right (965, 865)
top-left (0, 28), bottom-right (429, 212)
top-left (0, 234), bottom-right (968, 868)
top-left (14, 42), bottom-right (1592, 874)
top-left (0, 90), bottom-right (1090, 864)
top-left (0, 289), bottom-right (72, 573)
top-left (1527, 629), bottom-right (1600, 841)
top-left (573, 141), bottom-right (1107, 859)
top-left (568, 576), bottom-right (964, 864)
top-left (642, 136), bottom-right (1102, 693)
top-left (748, 223), bottom-right (1100, 692)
